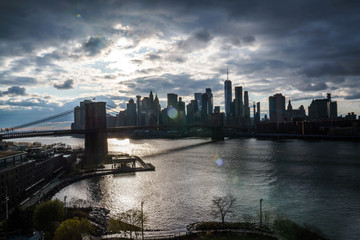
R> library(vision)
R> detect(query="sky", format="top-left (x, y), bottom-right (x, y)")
top-left (1, 0), bottom-right (360, 128)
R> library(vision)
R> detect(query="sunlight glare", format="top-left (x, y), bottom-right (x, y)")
top-left (108, 138), bottom-right (133, 155)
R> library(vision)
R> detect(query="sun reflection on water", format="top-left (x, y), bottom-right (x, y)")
top-left (107, 138), bottom-right (133, 155)
top-left (107, 138), bottom-right (160, 157)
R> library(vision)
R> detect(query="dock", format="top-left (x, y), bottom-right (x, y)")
top-left (111, 154), bottom-right (155, 171)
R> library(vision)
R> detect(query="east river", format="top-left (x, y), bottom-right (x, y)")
top-left (12, 136), bottom-right (360, 240)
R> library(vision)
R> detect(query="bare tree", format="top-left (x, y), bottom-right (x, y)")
top-left (211, 195), bottom-right (236, 224)
top-left (109, 208), bottom-right (148, 239)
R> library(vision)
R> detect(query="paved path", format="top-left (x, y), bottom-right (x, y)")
top-left (101, 227), bottom-right (285, 240)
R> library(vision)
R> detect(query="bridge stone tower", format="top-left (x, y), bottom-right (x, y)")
top-left (85, 102), bottom-right (108, 164)
top-left (211, 112), bottom-right (225, 140)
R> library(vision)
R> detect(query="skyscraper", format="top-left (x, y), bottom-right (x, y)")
top-left (269, 93), bottom-right (285, 123)
top-left (80, 100), bottom-right (92, 129)
top-left (234, 86), bottom-right (243, 118)
top-left (201, 93), bottom-right (208, 119)
top-left (72, 106), bottom-right (81, 129)
top-left (136, 95), bottom-right (141, 126)
top-left (244, 91), bottom-right (250, 118)
top-left (167, 93), bottom-right (178, 109)
top-left (126, 98), bottom-right (136, 126)
top-left (308, 93), bottom-right (337, 121)
top-left (194, 93), bottom-right (202, 111)
top-left (224, 70), bottom-right (232, 117)
top-left (178, 97), bottom-right (185, 112)
top-left (256, 102), bottom-right (261, 124)
top-left (206, 88), bottom-right (213, 115)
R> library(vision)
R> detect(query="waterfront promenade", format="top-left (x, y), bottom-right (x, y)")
top-left (19, 155), bottom-right (154, 210)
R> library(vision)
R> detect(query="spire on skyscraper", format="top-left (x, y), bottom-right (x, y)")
top-left (224, 68), bottom-right (232, 118)
top-left (287, 99), bottom-right (293, 111)
top-left (150, 91), bottom-right (154, 102)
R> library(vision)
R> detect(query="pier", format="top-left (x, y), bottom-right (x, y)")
top-left (110, 154), bottom-right (155, 171)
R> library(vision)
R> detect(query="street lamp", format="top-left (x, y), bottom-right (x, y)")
top-left (5, 186), bottom-right (9, 219)
top-left (260, 199), bottom-right (263, 229)
top-left (141, 201), bottom-right (144, 240)
top-left (64, 196), bottom-right (67, 216)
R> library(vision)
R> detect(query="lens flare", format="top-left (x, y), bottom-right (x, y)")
top-left (216, 158), bottom-right (223, 166)
top-left (167, 107), bottom-right (178, 119)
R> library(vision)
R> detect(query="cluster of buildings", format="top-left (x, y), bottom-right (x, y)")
top-left (70, 72), bottom-right (359, 132)
top-left (0, 142), bottom-right (75, 219)
top-left (224, 73), bottom-right (258, 129)
top-left (71, 73), bottom-right (258, 130)
top-left (268, 93), bottom-right (339, 123)
top-left (72, 89), bottom-right (222, 129)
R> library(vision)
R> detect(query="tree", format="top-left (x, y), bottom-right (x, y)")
top-left (33, 199), bottom-right (65, 239)
top-left (108, 208), bottom-right (147, 239)
top-left (211, 195), bottom-right (236, 224)
top-left (5, 207), bottom-right (33, 233)
top-left (53, 217), bottom-right (94, 240)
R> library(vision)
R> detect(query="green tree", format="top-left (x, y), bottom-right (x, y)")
top-left (53, 217), bottom-right (94, 240)
top-left (5, 207), bottom-right (33, 233)
top-left (211, 195), bottom-right (236, 224)
top-left (109, 209), bottom-right (147, 239)
top-left (33, 199), bottom-right (65, 239)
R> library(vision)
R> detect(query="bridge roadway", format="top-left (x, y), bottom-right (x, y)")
top-left (0, 125), bottom-right (220, 140)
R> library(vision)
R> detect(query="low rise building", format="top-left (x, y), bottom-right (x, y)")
top-left (0, 148), bottom-right (75, 220)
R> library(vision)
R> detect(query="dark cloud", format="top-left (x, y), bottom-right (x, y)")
top-left (176, 29), bottom-right (213, 53)
top-left (0, 72), bottom-right (37, 85)
top-left (344, 92), bottom-right (360, 100)
top-left (297, 82), bottom-right (328, 92)
top-left (53, 79), bottom-right (74, 90)
top-left (242, 35), bottom-right (255, 43)
top-left (194, 29), bottom-right (213, 42)
top-left (122, 73), bottom-right (222, 97)
top-left (0, 0), bottom-right (360, 121)
top-left (301, 63), bottom-right (350, 78)
top-left (82, 37), bottom-right (108, 56)
top-left (1, 86), bottom-right (26, 96)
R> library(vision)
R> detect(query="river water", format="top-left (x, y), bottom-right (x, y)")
top-left (12, 136), bottom-right (360, 239)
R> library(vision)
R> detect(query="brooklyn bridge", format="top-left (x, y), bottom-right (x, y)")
top-left (1, 101), bottom-right (225, 162)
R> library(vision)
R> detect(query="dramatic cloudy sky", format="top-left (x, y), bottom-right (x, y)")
top-left (1, 0), bottom-right (360, 128)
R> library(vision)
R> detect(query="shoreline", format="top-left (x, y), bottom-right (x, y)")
top-left (19, 155), bottom-right (154, 211)
top-left (107, 132), bottom-right (360, 141)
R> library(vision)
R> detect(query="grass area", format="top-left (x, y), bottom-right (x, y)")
top-left (273, 219), bottom-right (327, 240)
top-left (172, 231), bottom-right (278, 240)
top-left (194, 222), bottom-right (257, 231)
top-left (0, 150), bottom-right (19, 158)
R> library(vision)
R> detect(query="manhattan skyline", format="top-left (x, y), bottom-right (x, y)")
top-left (1, 0), bottom-right (360, 128)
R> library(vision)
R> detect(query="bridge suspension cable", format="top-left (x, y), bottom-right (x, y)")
top-left (1, 102), bottom-right (119, 133)
top-left (8, 109), bottom-right (73, 131)
top-left (106, 105), bottom-right (119, 117)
